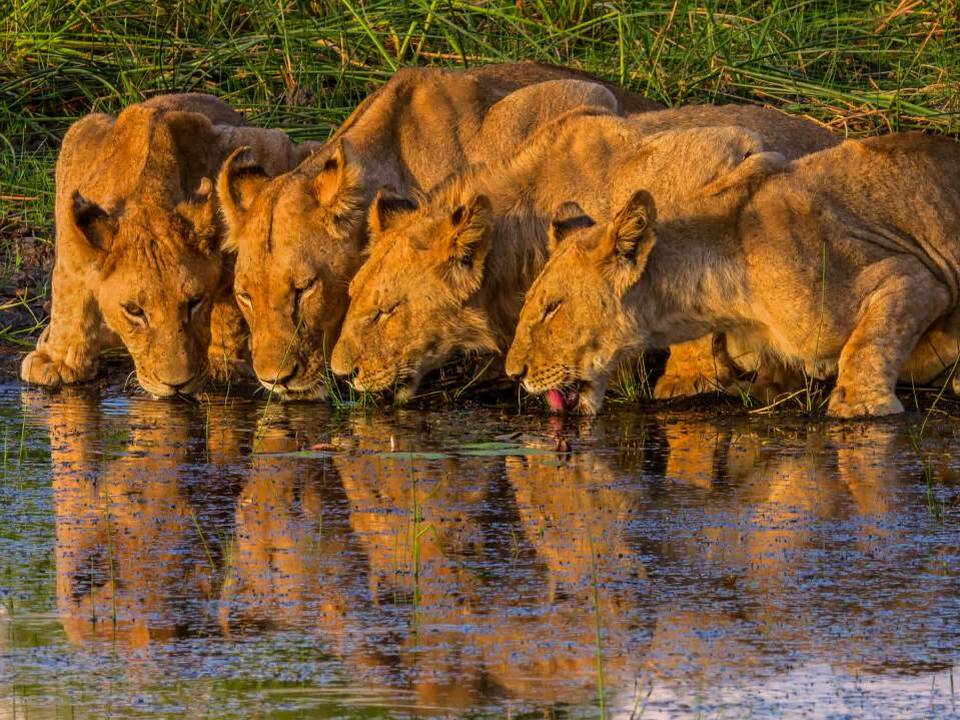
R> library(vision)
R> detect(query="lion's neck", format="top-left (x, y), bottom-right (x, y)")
top-left (473, 173), bottom-right (552, 352)
top-left (631, 213), bottom-right (746, 348)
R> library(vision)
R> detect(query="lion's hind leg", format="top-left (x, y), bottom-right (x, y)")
top-left (828, 263), bottom-right (950, 418)
top-left (900, 323), bottom-right (960, 396)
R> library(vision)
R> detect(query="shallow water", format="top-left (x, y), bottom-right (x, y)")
top-left (1, 384), bottom-right (958, 719)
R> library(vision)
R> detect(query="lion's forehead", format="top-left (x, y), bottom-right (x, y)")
top-left (107, 247), bottom-right (216, 292)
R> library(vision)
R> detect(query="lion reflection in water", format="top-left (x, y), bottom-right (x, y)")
top-left (45, 397), bottom-right (959, 706)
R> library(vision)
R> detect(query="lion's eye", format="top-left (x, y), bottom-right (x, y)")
top-left (122, 302), bottom-right (145, 322)
top-left (187, 295), bottom-right (205, 318)
top-left (541, 299), bottom-right (562, 322)
top-left (371, 301), bottom-right (400, 324)
top-left (236, 290), bottom-right (253, 309)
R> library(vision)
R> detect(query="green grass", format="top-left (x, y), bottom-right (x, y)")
top-left (0, 0), bottom-right (958, 369)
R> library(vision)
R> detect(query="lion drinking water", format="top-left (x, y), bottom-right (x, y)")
top-left (21, 94), bottom-right (315, 397)
top-left (331, 106), bottom-right (836, 401)
top-left (506, 130), bottom-right (960, 417)
top-left (216, 63), bottom-right (659, 400)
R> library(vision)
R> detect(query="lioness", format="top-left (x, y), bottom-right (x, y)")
top-left (217, 62), bottom-right (660, 399)
top-left (506, 130), bottom-right (960, 417)
top-left (330, 106), bottom-right (836, 400)
top-left (22, 94), bottom-right (314, 398)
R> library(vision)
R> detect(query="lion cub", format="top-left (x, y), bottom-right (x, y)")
top-left (216, 63), bottom-right (658, 400)
top-left (22, 94), bottom-right (314, 398)
top-left (507, 131), bottom-right (960, 417)
top-left (331, 106), bottom-right (836, 400)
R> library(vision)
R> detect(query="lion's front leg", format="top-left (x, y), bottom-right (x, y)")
top-left (655, 335), bottom-right (738, 399)
top-left (207, 295), bottom-right (252, 383)
top-left (21, 267), bottom-right (102, 388)
top-left (828, 269), bottom-right (948, 418)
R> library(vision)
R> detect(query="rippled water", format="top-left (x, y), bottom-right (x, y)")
top-left (1, 384), bottom-right (959, 718)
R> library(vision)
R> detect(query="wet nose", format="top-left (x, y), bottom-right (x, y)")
top-left (510, 365), bottom-right (528, 382)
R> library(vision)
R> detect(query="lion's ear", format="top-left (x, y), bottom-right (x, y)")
top-left (447, 194), bottom-right (492, 269)
top-left (438, 194), bottom-right (492, 295)
top-left (699, 150), bottom-right (786, 198)
top-left (217, 146), bottom-right (269, 248)
top-left (69, 191), bottom-right (118, 254)
top-left (313, 139), bottom-right (363, 213)
top-left (548, 201), bottom-right (594, 254)
top-left (177, 177), bottom-right (220, 255)
top-left (601, 190), bottom-right (657, 267)
top-left (369, 187), bottom-right (417, 236)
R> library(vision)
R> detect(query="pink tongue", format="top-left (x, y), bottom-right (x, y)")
top-left (546, 389), bottom-right (567, 413)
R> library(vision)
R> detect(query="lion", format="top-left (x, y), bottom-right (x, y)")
top-left (330, 105), bottom-right (836, 399)
top-left (21, 93), bottom-right (315, 398)
top-left (506, 130), bottom-right (960, 417)
top-left (216, 62), bottom-right (660, 400)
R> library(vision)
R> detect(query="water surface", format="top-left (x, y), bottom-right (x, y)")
top-left (1, 385), bottom-right (958, 718)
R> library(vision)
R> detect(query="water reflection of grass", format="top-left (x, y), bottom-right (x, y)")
top-left (588, 529), bottom-right (607, 720)
top-left (907, 361), bottom-right (960, 520)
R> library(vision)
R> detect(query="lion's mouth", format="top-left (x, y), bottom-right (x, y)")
top-left (352, 365), bottom-right (422, 402)
top-left (545, 383), bottom-right (584, 414)
top-left (140, 371), bottom-right (209, 400)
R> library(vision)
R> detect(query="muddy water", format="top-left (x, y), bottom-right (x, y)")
top-left (0, 384), bottom-right (958, 719)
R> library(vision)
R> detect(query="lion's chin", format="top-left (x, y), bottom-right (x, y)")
top-left (351, 367), bottom-right (422, 403)
top-left (268, 383), bottom-right (329, 402)
top-left (391, 375), bottom-right (421, 404)
top-left (140, 373), bottom-right (209, 400)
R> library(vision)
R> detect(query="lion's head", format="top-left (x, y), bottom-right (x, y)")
top-left (330, 180), bottom-right (502, 400)
top-left (217, 141), bottom-right (367, 399)
top-left (505, 192), bottom-right (656, 414)
top-left (69, 180), bottom-right (225, 398)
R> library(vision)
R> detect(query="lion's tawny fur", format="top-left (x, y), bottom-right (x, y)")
top-left (21, 93), bottom-right (315, 397)
top-left (331, 104), bottom-right (837, 399)
top-left (507, 130), bottom-right (960, 417)
top-left (217, 63), bottom-right (656, 400)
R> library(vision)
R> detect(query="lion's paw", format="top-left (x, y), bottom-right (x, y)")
top-left (654, 372), bottom-right (712, 399)
top-left (21, 350), bottom-right (95, 388)
top-left (827, 386), bottom-right (904, 418)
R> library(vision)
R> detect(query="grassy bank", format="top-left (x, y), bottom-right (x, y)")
top-left (0, 0), bottom-right (958, 365)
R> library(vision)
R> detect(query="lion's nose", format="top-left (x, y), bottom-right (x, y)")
top-left (509, 365), bottom-right (528, 382)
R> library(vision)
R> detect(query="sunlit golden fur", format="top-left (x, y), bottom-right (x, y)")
top-left (508, 131), bottom-right (960, 417)
top-left (21, 94), bottom-right (314, 398)
top-left (333, 105), bottom-right (836, 399)
top-left (217, 63), bottom-right (654, 399)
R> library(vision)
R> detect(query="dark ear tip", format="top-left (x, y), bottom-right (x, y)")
top-left (627, 189), bottom-right (656, 220)
top-left (552, 200), bottom-right (592, 224)
top-left (473, 193), bottom-right (492, 210)
top-left (224, 145), bottom-right (265, 180)
top-left (70, 189), bottom-right (107, 220)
